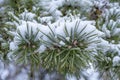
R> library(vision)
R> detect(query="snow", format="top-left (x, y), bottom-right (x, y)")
top-left (0, 60), bottom-right (4, 68)
top-left (89, 73), bottom-right (99, 80)
top-left (66, 37), bottom-right (70, 41)
top-left (55, 24), bottom-right (65, 36)
top-left (19, 10), bottom-right (36, 21)
top-left (1, 70), bottom-right (9, 80)
top-left (0, 0), bottom-right (4, 5)
top-left (9, 42), bottom-right (18, 50)
top-left (40, 16), bottom-right (53, 23)
top-left (59, 41), bottom-right (65, 46)
top-left (66, 64), bottom-right (99, 80)
top-left (37, 45), bottom-right (46, 53)
top-left (42, 0), bottom-right (93, 19)
top-left (66, 75), bottom-right (77, 80)
top-left (54, 19), bottom-right (104, 44)
top-left (0, 7), bottom-right (5, 14)
top-left (112, 28), bottom-right (120, 36)
top-left (15, 21), bottom-right (41, 41)
top-left (79, 0), bottom-right (93, 8)
top-left (8, 12), bottom-right (20, 22)
top-left (15, 73), bottom-right (28, 80)
top-left (113, 56), bottom-right (120, 66)
top-left (1, 0), bottom-right (120, 80)
top-left (102, 24), bottom-right (111, 37)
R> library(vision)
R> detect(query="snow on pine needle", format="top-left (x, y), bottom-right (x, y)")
top-left (39, 19), bottom-right (104, 76)
top-left (1, 0), bottom-right (120, 80)
top-left (41, 0), bottom-right (93, 20)
top-left (94, 44), bottom-right (120, 80)
top-left (10, 21), bottom-right (43, 65)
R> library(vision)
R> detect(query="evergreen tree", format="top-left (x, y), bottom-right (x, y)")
top-left (0, 0), bottom-right (120, 80)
